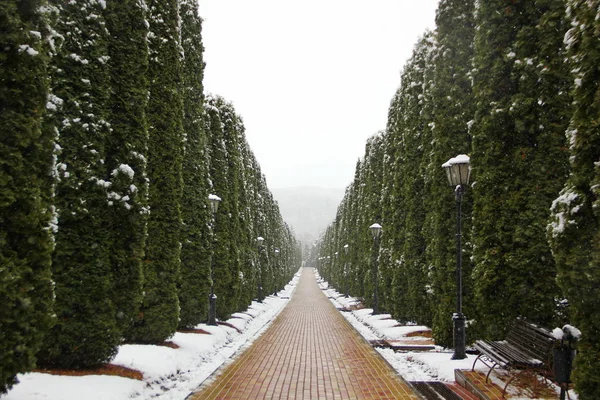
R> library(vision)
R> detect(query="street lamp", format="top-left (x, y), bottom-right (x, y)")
top-left (369, 223), bottom-right (382, 315)
top-left (343, 244), bottom-right (349, 298)
top-left (442, 154), bottom-right (470, 360)
top-left (208, 194), bottom-right (221, 326)
top-left (257, 236), bottom-right (265, 302)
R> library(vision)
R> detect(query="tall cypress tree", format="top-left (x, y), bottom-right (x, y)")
top-left (425, 0), bottom-right (476, 347)
top-left (237, 139), bottom-right (258, 309)
top-left (378, 127), bottom-right (398, 316)
top-left (397, 33), bottom-right (435, 324)
top-left (104, 0), bottom-right (149, 336)
top-left (127, 0), bottom-right (184, 343)
top-left (0, 0), bottom-right (55, 392)
top-left (470, 0), bottom-right (569, 338)
top-left (348, 160), bottom-right (368, 298)
top-left (375, 34), bottom-right (436, 324)
top-left (220, 104), bottom-right (244, 316)
top-left (37, 0), bottom-right (120, 369)
top-left (549, 1), bottom-right (600, 397)
top-left (204, 94), bottom-right (297, 317)
top-left (178, 0), bottom-right (211, 329)
top-left (362, 134), bottom-right (385, 312)
top-left (345, 144), bottom-right (369, 302)
top-left (205, 95), bottom-right (233, 320)
top-left (379, 89), bottom-right (406, 318)
top-left (244, 154), bottom-right (262, 303)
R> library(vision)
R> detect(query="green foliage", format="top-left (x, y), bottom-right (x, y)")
top-left (126, 0), bottom-right (184, 343)
top-left (470, 0), bottom-right (569, 339)
top-left (316, 0), bottom-right (581, 368)
top-left (0, 0), bottom-right (55, 392)
top-left (426, 0), bottom-right (476, 348)
top-left (178, 0), bottom-right (211, 329)
top-left (205, 95), bottom-right (301, 320)
top-left (205, 95), bottom-right (237, 320)
top-left (219, 104), bottom-right (245, 316)
top-left (104, 0), bottom-right (149, 336)
top-left (395, 33), bottom-right (435, 324)
top-left (0, 0), bottom-right (299, 388)
top-left (37, 0), bottom-right (120, 369)
top-left (548, 1), bottom-right (600, 397)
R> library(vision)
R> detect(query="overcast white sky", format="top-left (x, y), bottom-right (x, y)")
top-left (197, 0), bottom-right (440, 189)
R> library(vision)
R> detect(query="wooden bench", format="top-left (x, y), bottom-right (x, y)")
top-left (472, 318), bottom-right (556, 396)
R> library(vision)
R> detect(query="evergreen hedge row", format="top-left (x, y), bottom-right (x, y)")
top-left (0, 0), bottom-right (300, 392)
top-left (0, 1), bottom-right (55, 393)
top-left (316, 1), bottom-right (600, 397)
top-left (126, 0), bottom-right (185, 345)
top-left (548, 1), bottom-right (600, 397)
top-left (36, 0), bottom-right (120, 369)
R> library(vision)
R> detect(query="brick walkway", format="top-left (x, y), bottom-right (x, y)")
top-left (189, 267), bottom-right (419, 400)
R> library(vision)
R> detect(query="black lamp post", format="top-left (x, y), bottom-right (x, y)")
top-left (369, 223), bottom-right (382, 315)
top-left (257, 236), bottom-right (265, 302)
top-left (208, 194), bottom-right (221, 326)
top-left (442, 154), bottom-right (470, 360)
top-left (343, 244), bottom-right (349, 298)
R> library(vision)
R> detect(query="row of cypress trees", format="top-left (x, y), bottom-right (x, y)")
top-left (315, 0), bottom-right (599, 397)
top-left (0, 0), bottom-right (300, 394)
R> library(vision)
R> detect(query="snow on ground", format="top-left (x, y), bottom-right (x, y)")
top-left (3, 271), bottom-right (301, 400)
top-left (4, 268), bottom-right (578, 399)
top-left (316, 270), bottom-right (579, 399)
top-left (5, 374), bottom-right (146, 400)
top-left (377, 349), bottom-right (476, 382)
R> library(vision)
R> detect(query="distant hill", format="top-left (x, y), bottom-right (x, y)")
top-left (272, 186), bottom-right (345, 246)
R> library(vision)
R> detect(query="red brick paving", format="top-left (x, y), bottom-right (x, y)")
top-left (189, 268), bottom-right (419, 400)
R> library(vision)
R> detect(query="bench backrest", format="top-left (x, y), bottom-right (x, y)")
top-left (506, 318), bottom-right (556, 365)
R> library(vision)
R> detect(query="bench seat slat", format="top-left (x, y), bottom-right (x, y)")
top-left (475, 340), bottom-right (543, 368)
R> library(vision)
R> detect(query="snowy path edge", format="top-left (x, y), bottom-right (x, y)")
top-left (2, 269), bottom-right (302, 400)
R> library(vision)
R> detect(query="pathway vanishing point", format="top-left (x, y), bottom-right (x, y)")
top-left (188, 267), bottom-right (419, 400)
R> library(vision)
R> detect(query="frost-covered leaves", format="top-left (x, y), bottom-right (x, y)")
top-left (0, 0), bottom-right (56, 392)
top-left (104, 0), bottom-right (150, 335)
top-left (178, 0), bottom-right (211, 329)
top-left (0, 0), bottom-right (300, 388)
top-left (394, 32), bottom-right (436, 325)
top-left (205, 95), bottom-right (236, 319)
top-left (205, 95), bottom-right (301, 320)
top-left (317, 0), bottom-right (581, 360)
top-left (470, 0), bottom-right (569, 338)
top-left (548, 1), bottom-right (600, 397)
top-left (426, 0), bottom-right (476, 348)
top-left (205, 96), bottom-right (248, 319)
top-left (127, 0), bottom-right (184, 344)
top-left (37, 0), bottom-right (120, 369)
top-left (318, 31), bottom-right (442, 329)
